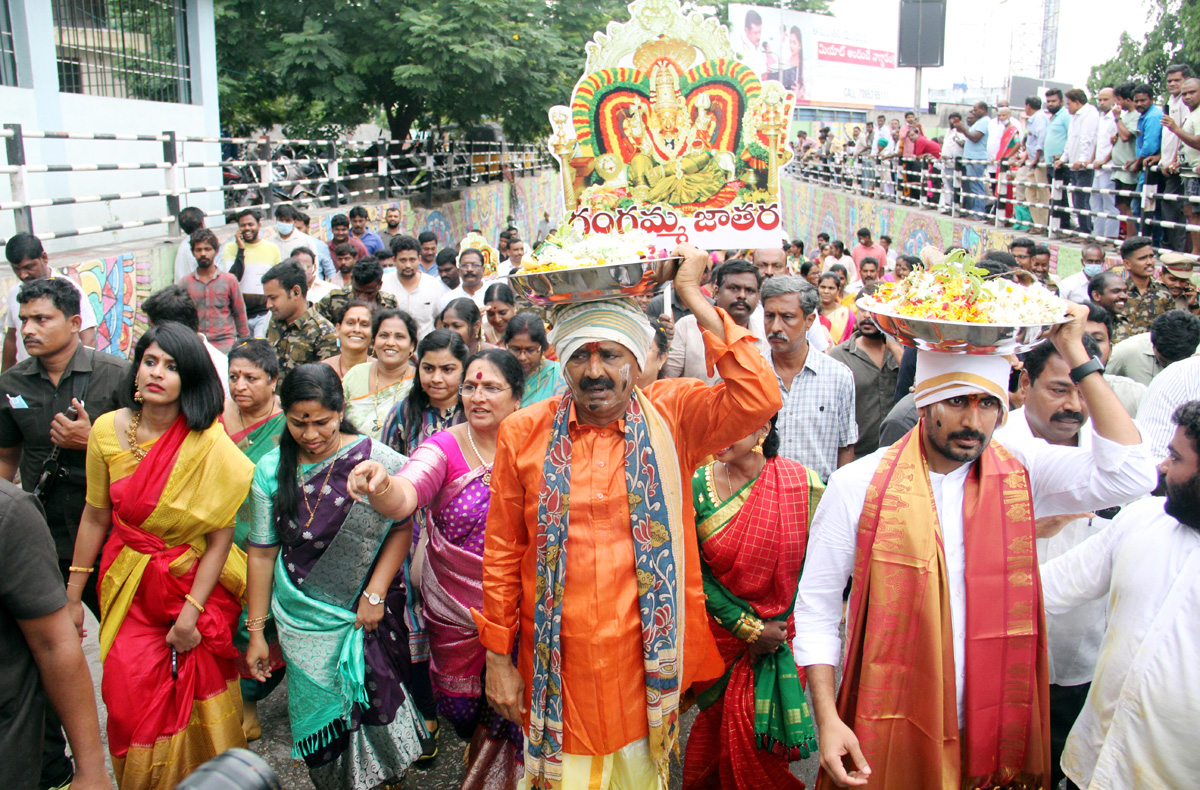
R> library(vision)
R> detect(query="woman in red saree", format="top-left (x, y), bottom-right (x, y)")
top-left (66, 323), bottom-right (253, 789)
top-left (682, 417), bottom-right (823, 789)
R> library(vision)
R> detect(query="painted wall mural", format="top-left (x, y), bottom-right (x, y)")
top-left (780, 179), bottom-right (1088, 277)
top-left (1, 172), bottom-right (564, 361)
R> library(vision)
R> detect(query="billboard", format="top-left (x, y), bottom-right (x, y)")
top-left (729, 3), bottom-right (913, 109)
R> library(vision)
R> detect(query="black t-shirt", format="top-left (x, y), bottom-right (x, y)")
top-left (0, 480), bottom-right (67, 790)
top-left (0, 344), bottom-right (129, 558)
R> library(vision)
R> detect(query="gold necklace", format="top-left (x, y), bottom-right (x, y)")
top-left (465, 424), bottom-right (493, 485)
top-left (372, 363), bottom-right (412, 432)
top-left (297, 439), bottom-right (342, 533)
top-left (126, 410), bottom-right (148, 462)
top-left (237, 401), bottom-right (277, 447)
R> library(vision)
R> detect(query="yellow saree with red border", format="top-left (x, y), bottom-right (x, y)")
top-left (819, 422), bottom-right (1050, 790)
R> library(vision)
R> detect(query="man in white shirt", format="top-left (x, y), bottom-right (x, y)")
top-left (733, 8), bottom-right (772, 76)
top-left (940, 111), bottom-right (967, 212)
top-left (292, 247), bottom-right (336, 306)
top-left (1089, 88), bottom-right (1120, 239)
top-left (1137, 354), bottom-right (1200, 460)
top-left (663, 259), bottom-right (766, 384)
top-left (1041, 401), bottom-right (1200, 790)
top-left (381, 235), bottom-right (447, 339)
top-left (1158, 64), bottom-right (1193, 251)
top-left (272, 204), bottom-right (334, 279)
top-left (3, 234), bottom-right (97, 370)
top-left (794, 305), bottom-right (1156, 788)
top-left (1058, 243), bottom-right (1106, 304)
top-left (437, 247), bottom-right (488, 313)
top-left (995, 337), bottom-right (1121, 790)
top-left (1064, 89), bottom-right (1101, 236)
top-left (172, 206), bottom-right (207, 282)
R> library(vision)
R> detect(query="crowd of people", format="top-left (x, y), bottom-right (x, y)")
top-left (1, 205), bottom-right (1198, 790)
top-left (797, 65), bottom-right (1200, 251)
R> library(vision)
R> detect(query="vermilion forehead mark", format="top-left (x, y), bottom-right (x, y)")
top-left (585, 342), bottom-right (602, 352)
top-left (476, 370), bottom-right (484, 380)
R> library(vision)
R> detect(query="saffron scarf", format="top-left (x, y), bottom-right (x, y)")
top-left (823, 422), bottom-right (1050, 790)
top-left (528, 389), bottom-right (685, 788)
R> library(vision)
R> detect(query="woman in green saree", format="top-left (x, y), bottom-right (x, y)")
top-left (502, 313), bottom-right (564, 408)
top-left (220, 339), bottom-right (287, 741)
top-left (245, 364), bottom-right (424, 790)
top-left (682, 416), bottom-right (823, 789)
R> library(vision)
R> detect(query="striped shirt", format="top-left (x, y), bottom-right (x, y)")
top-left (1137, 355), bottom-right (1200, 461)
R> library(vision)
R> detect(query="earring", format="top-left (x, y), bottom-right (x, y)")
top-left (752, 434), bottom-right (766, 454)
top-left (134, 386), bottom-right (144, 404)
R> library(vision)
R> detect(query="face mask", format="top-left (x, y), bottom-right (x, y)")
top-left (276, 222), bottom-right (294, 236)
top-left (1082, 263), bottom-right (1103, 278)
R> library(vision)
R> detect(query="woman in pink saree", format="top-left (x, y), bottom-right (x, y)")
top-left (351, 349), bottom-right (526, 789)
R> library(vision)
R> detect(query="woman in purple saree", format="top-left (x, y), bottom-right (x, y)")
top-left (350, 349), bottom-right (526, 790)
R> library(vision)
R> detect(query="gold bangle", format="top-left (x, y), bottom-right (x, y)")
top-left (68, 566), bottom-right (94, 574)
top-left (66, 581), bottom-right (84, 587)
top-left (246, 614), bottom-right (270, 627)
top-left (375, 476), bottom-right (392, 496)
top-left (246, 624), bottom-right (267, 632)
top-left (185, 594), bottom-right (205, 614)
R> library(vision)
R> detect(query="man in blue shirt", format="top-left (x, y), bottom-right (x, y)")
top-left (1043, 88), bottom-right (1073, 230)
top-left (1132, 83), bottom-right (1165, 244)
top-left (348, 205), bottom-right (385, 254)
top-left (953, 101), bottom-right (991, 217)
top-left (1021, 96), bottom-right (1051, 229)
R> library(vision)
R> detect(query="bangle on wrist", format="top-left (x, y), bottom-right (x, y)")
top-left (68, 566), bottom-right (94, 574)
top-left (185, 594), bottom-right (206, 614)
top-left (375, 476), bottom-right (392, 497)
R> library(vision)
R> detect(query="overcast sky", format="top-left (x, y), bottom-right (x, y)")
top-left (823, 0), bottom-right (1154, 91)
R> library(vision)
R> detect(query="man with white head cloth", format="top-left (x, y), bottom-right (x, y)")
top-left (469, 243), bottom-right (781, 789)
top-left (792, 302), bottom-right (1157, 790)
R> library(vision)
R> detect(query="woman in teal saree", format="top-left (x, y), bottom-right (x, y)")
top-left (245, 364), bottom-right (424, 790)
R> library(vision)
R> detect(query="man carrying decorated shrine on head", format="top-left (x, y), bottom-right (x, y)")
top-left (471, 242), bottom-right (781, 789)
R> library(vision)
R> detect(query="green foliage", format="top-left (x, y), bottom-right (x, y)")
top-left (1087, 0), bottom-right (1200, 97)
top-left (214, 0), bottom-right (628, 143)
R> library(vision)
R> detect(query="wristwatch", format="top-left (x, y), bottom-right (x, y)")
top-left (362, 591), bottom-right (383, 606)
top-left (1069, 356), bottom-right (1105, 384)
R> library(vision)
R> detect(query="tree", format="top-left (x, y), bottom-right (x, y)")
top-left (1087, 0), bottom-right (1200, 96)
top-left (214, 0), bottom-right (628, 143)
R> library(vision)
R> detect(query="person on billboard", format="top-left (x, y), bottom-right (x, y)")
top-left (768, 26), bottom-right (806, 100)
top-left (734, 9), bottom-right (775, 76)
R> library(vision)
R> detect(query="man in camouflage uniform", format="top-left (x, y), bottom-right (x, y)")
top-left (315, 257), bottom-right (397, 324)
top-left (1115, 236), bottom-right (1175, 342)
top-left (262, 260), bottom-right (338, 379)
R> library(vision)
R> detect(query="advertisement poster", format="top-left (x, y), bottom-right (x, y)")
top-left (546, 0), bottom-right (796, 249)
top-left (728, 3), bottom-right (910, 109)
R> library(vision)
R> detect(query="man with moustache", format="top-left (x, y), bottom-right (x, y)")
top-left (995, 335), bottom-right (1125, 790)
top-left (1087, 271), bottom-right (1129, 333)
top-left (437, 247), bottom-right (488, 312)
top-left (221, 209), bottom-right (282, 338)
top-left (378, 206), bottom-right (403, 250)
top-left (829, 282), bottom-right (901, 457)
top-left (316, 257), bottom-right (398, 325)
top-left (416, 231), bottom-right (439, 276)
top-left (763, 275), bottom-right (857, 482)
top-left (795, 303), bottom-right (1157, 790)
top-left (181, 228), bottom-right (249, 353)
top-left (382, 234), bottom-right (446, 339)
top-left (434, 248), bottom-right (461, 291)
top-left (664, 259), bottom-right (767, 384)
top-left (1041, 400), bottom-right (1200, 789)
top-left (262, 260), bottom-right (339, 379)
top-left (3, 234), bottom-right (97, 371)
top-left (463, 244), bottom-right (781, 788)
top-left (325, 213), bottom-right (369, 264)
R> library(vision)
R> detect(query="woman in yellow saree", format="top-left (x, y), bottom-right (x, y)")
top-left (65, 323), bottom-right (253, 789)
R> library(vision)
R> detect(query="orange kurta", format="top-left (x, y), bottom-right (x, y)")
top-left (473, 309), bottom-right (781, 756)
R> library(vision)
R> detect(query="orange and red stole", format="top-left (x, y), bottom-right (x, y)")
top-left (822, 422), bottom-right (1050, 790)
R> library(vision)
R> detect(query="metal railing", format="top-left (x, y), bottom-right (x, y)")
top-left (787, 152), bottom-right (1200, 254)
top-left (0, 125), bottom-right (554, 243)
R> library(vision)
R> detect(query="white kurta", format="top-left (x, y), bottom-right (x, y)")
top-left (792, 430), bottom-right (1156, 725)
top-left (995, 407), bottom-right (1112, 686)
top-left (1042, 498), bottom-right (1200, 789)
top-left (381, 269), bottom-right (448, 339)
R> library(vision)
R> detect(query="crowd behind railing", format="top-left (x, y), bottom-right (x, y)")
top-left (0, 126), bottom-right (553, 243)
top-left (786, 72), bottom-right (1200, 258)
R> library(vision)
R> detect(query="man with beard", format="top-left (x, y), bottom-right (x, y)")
top-left (347, 205), bottom-right (384, 254)
top-left (795, 302), bottom-right (1157, 790)
top-left (1040, 400), bottom-right (1200, 789)
top-left (434, 248), bottom-right (460, 290)
top-left (381, 234), bottom-right (445, 339)
top-left (221, 208), bottom-right (281, 338)
top-left (664, 259), bottom-right (766, 384)
top-left (996, 335), bottom-right (1124, 790)
top-left (1087, 271), bottom-right (1128, 334)
top-left (316, 257), bottom-right (398, 325)
top-left (378, 206), bottom-right (402, 250)
top-left (325, 213), bottom-right (369, 264)
top-left (829, 283), bottom-right (901, 457)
